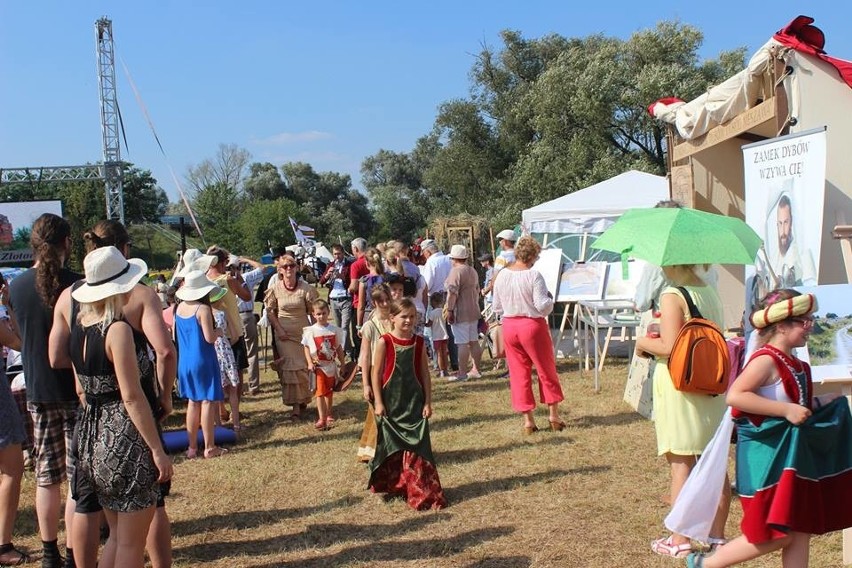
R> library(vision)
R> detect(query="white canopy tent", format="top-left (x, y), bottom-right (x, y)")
top-left (522, 170), bottom-right (669, 235)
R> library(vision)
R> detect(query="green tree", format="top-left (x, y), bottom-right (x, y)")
top-left (361, 143), bottom-right (435, 240)
top-left (236, 198), bottom-right (302, 256)
top-left (122, 167), bottom-right (169, 223)
top-left (280, 162), bottom-right (375, 243)
top-left (420, 22), bottom-right (746, 224)
top-left (322, 189), bottom-right (373, 245)
top-left (61, 181), bottom-right (105, 269)
top-left (425, 99), bottom-right (510, 219)
top-left (10, 227), bottom-right (31, 249)
top-left (243, 162), bottom-right (286, 201)
top-left (192, 182), bottom-right (243, 249)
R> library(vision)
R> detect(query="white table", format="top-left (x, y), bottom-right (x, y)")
top-left (576, 299), bottom-right (640, 392)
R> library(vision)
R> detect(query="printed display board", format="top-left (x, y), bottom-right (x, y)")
top-left (0, 200), bottom-right (64, 263)
top-left (743, 129), bottom-right (826, 311)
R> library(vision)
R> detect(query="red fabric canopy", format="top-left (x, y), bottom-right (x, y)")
top-left (773, 16), bottom-right (852, 89)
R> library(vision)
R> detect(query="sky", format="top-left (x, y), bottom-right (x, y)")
top-left (2, 1), bottom-right (851, 206)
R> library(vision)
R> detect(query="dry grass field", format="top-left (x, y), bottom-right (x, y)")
top-left (14, 347), bottom-right (845, 567)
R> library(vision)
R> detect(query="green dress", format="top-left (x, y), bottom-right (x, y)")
top-left (368, 334), bottom-right (446, 510)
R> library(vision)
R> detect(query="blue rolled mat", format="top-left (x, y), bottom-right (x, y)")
top-left (162, 426), bottom-right (237, 454)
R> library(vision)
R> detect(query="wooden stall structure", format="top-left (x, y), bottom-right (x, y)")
top-left (650, 16), bottom-right (852, 329)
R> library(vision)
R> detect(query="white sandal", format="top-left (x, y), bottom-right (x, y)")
top-left (651, 535), bottom-right (693, 558)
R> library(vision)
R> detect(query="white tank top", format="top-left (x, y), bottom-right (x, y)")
top-left (757, 377), bottom-right (792, 403)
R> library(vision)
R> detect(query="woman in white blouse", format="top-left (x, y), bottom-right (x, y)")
top-left (492, 236), bottom-right (566, 434)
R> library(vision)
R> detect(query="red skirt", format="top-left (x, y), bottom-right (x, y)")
top-left (369, 450), bottom-right (446, 510)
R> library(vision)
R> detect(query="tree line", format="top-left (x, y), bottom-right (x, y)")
top-left (183, 21), bottom-right (745, 254)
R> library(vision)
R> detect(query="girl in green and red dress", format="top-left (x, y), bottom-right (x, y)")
top-left (687, 289), bottom-right (852, 567)
top-left (369, 298), bottom-right (446, 510)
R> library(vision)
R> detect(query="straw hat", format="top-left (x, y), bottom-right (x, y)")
top-left (176, 270), bottom-right (222, 301)
top-left (176, 249), bottom-right (216, 277)
top-left (496, 229), bottom-right (517, 242)
top-left (71, 246), bottom-right (147, 303)
top-left (448, 244), bottom-right (469, 260)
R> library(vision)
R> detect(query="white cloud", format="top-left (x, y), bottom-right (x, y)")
top-left (253, 130), bottom-right (333, 145)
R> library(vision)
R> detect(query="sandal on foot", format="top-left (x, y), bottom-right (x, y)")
top-left (700, 537), bottom-right (727, 553)
top-left (185, 448), bottom-right (198, 460)
top-left (204, 447), bottom-right (229, 459)
top-left (651, 535), bottom-right (692, 558)
top-left (326, 416), bottom-right (335, 425)
top-left (523, 425), bottom-right (539, 435)
top-left (314, 419), bottom-right (328, 431)
top-left (549, 419), bottom-right (566, 432)
top-left (686, 552), bottom-right (707, 567)
top-left (0, 543), bottom-right (29, 566)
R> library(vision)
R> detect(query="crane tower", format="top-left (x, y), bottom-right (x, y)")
top-left (95, 17), bottom-right (125, 223)
top-left (1, 18), bottom-right (126, 224)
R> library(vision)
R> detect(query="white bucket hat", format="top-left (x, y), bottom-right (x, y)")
top-left (176, 270), bottom-right (222, 301)
top-left (71, 246), bottom-right (147, 303)
top-left (496, 229), bottom-right (517, 242)
top-left (176, 249), bottom-right (217, 277)
top-left (448, 244), bottom-right (469, 260)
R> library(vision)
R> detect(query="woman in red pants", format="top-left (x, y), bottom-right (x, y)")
top-left (492, 236), bottom-right (566, 434)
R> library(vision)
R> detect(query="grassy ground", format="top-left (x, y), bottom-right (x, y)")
top-left (13, 344), bottom-right (844, 567)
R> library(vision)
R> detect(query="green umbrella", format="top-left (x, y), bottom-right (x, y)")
top-left (591, 207), bottom-right (762, 267)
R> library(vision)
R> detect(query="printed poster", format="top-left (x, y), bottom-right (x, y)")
top-left (743, 128), bottom-right (826, 314)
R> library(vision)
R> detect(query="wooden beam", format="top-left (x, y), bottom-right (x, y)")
top-left (671, 100), bottom-right (776, 161)
top-left (735, 132), bottom-right (768, 144)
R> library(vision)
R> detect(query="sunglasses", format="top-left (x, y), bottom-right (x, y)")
top-left (281, 264), bottom-right (297, 269)
top-left (789, 317), bottom-right (814, 329)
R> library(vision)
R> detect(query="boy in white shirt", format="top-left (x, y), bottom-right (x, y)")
top-left (302, 299), bottom-right (345, 430)
top-left (426, 293), bottom-right (449, 378)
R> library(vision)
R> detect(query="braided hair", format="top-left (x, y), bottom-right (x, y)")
top-left (31, 213), bottom-right (71, 308)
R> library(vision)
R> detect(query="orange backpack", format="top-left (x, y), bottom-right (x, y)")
top-left (667, 287), bottom-right (730, 395)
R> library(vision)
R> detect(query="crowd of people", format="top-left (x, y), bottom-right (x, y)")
top-left (0, 211), bottom-right (849, 567)
top-left (0, 216), bottom-right (575, 566)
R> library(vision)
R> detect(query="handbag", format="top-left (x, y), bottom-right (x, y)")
top-left (489, 321), bottom-right (505, 359)
top-left (623, 309), bottom-right (655, 419)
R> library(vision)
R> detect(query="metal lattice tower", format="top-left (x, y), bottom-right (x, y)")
top-left (95, 17), bottom-right (125, 223)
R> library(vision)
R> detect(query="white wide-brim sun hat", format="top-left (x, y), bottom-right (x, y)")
top-left (71, 246), bottom-right (147, 303)
top-left (176, 270), bottom-right (222, 301)
top-left (175, 249), bottom-right (217, 277)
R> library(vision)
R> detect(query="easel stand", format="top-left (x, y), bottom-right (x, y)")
top-left (553, 302), bottom-right (578, 359)
top-left (551, 233), bottom-right (586, 360)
